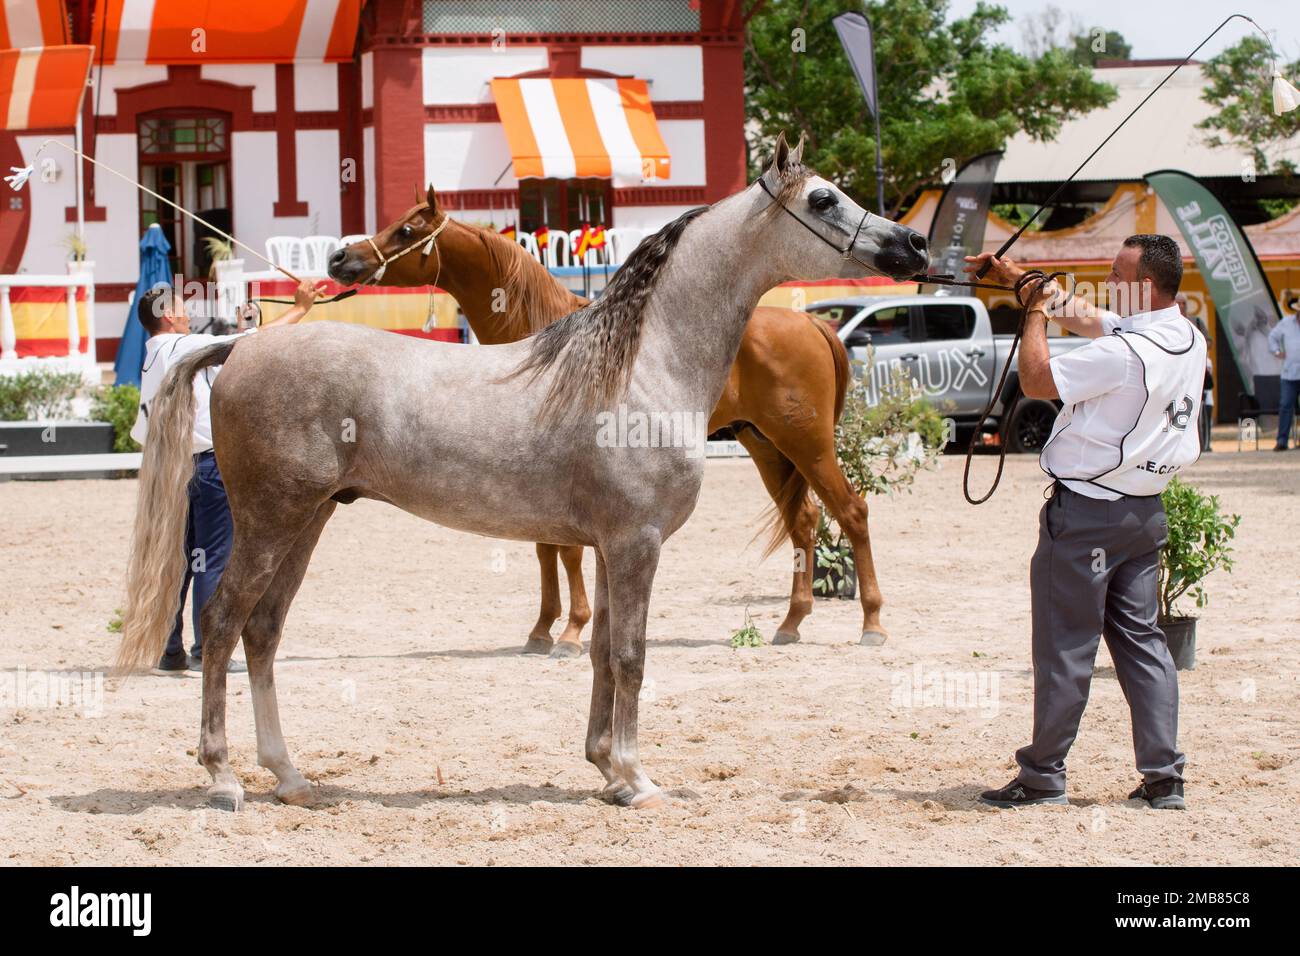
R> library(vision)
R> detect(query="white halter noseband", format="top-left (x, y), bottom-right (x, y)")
top-left (364, 211), bottom-right (450, 283)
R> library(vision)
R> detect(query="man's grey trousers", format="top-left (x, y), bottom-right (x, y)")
top-left (1015, 483), bottom-right (1186, 791)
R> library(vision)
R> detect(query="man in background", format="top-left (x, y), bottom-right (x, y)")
top-left (1268, 294), bottom-right (1300, 451)
top-left (131, 280), bottom-right (324, 675)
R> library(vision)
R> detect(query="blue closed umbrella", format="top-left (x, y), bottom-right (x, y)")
top-left (114, 223), bottom-right (172, 387)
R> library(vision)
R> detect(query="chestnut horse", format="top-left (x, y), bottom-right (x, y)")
top-left (329, 186), bottom-right (898, 653)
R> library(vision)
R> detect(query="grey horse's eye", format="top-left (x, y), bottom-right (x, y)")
top-left (808, 188), bottom-right (838, 212)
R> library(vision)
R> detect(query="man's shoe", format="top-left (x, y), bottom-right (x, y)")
top-left (187, 655), bottom-right (248, 675)
top-left (1129, 778), bottom-right (1185, 810)
top-left (979, 779), bottom-right (1068, 807)
top-left (1275, 444), bottom-right (1289, 452)
top-left (151, 651), bottom-right (196, 676)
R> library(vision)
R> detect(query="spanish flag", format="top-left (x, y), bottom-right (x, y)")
top-left (590, 224), bottom-right (607, 250)
top-left (499, 223), bottom-right (516, 241)
top-left (534, 225), bottom-right (550, 249)
top-left (574, 223), bottom-right (594, 261)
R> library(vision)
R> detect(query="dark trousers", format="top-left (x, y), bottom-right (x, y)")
top-left (1016, 484), bottom-right (1185, 791)
top-left (1278, 378), bottom-right (1300, 447)
top-left (164, 451), bottom-right (234, 660)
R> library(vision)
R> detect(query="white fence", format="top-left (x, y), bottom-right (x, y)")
top-left (0, 272), bottom-right (98, 381)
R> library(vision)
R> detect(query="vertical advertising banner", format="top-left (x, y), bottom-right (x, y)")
top-left (1146, 169), bottom-right (1283, 394)
top-left (922, 151), bottom-right (1002, 295)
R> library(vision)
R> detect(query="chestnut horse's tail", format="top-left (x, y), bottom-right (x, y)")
top-left (115, 339), bottom-right (237, 673)
top-left (758, 316), bottom-right (851, 559)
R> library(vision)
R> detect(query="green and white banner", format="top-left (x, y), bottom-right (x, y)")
top-left (1146, 169), bottom-right (1282, 394)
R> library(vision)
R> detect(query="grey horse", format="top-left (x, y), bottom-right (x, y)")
top-left (116, 133), bottom-right (928, 811)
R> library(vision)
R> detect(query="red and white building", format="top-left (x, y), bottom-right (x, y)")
top-left (1, 0), bottom-right (748, 361)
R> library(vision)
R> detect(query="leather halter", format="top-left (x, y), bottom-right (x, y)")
top-left (756, 176), bottom-right (874, 270)
top-left (363, 210), bottom-right (451, 284)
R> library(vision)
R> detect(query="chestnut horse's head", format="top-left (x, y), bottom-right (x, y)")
top-left (328, 185), bottom-right (448, 286)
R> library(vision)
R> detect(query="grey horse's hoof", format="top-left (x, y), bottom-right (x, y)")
top-left (859, 630), bottom-right (888, 646)
top-left (549, 640), bottom-right (585, 659)
top-left (600, 781), bottom-right (635, 806)
top-left (208, 789), bottom-right (243, 812)
top-left (521, 636), bottom-right (554, 655)
top-left (772, 630), bottom-right (801, 645)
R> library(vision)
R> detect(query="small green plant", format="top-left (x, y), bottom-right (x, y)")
top-left (0, 367), bottom-right (86, 420)
top-left (60, 231), bottom-right (88, 264)
top-left (730, 610), bottom-right (764, 649)
top-left (106, 609), bottom-right (123, 633)
top-left (90, 384), bottom-right (142, 452)
top-left (1158, 477), bottom-right (1241, 622)
top-left (813, 357), bottom-right (945, 597)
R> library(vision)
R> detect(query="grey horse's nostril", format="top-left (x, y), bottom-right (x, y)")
top-left (908, 232), bottom-right (928, 254)
top-left (329, 249), bottom-right (348, 269)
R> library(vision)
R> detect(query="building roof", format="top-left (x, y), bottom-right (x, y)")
top-left (996, 62), bottom-right (1300, 184)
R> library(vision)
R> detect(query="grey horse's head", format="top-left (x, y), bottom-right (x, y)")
top-left (755, 132), bottom-right (928, 283)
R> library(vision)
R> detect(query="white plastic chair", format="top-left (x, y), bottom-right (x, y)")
top-left (265, 236), bottom-right (304, 272)
top-left (339, 233), bottom-right (370, 248)
top-left (605, 228), bottom-right (646, 266)
top-left (301, 236), bottom-right (341, 275)
top-left (545, 229), bottom-right (571, 268)
top-left (515, 231), bottom-right (541, 263)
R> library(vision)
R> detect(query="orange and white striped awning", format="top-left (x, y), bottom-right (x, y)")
top-left (92, 0), bottom-right (364, 64)
top-left (0, 0), bottom-right (70, 48)
top-left (491, 78), bottom-right (671, 187)
top-left (0, 45), bottom-right (93, 131)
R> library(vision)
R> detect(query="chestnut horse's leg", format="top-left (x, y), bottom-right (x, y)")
top-left (734, 428), bottom-right (816, 644)
top-left (522, 543), bottom-right (562, 654)
top-left (243, 500), bottom-right (336, 807)
top-left (584, 552), bottom-right (632, 804)
top-left (603, 529), bottom-right (664, 809)
top-left (797, 457), bottom-right (887, 646)
top-left (549, 545), bottom-right (591, 658)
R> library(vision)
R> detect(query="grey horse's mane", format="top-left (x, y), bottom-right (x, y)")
top-left (510, 204), bottom-right (709, 418)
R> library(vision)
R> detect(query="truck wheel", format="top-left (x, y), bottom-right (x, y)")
top-left (1006, 400), bottom-right (1058, 454)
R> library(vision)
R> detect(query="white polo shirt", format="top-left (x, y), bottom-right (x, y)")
top-left (130, 330), bottom-right (255, 454)
top-left (1041, 306), bottom-right (1206, 499)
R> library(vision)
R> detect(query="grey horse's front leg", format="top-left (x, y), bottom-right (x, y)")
top-left (600, 529), bottom-right (664, 809)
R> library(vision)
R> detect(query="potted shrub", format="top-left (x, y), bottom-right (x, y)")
top-left (812, 358), bottom-right (945, 598)
top-left (0, 367), bottom-right (116, 457)
top-left (1157, 477), bottom-right (1241, 670)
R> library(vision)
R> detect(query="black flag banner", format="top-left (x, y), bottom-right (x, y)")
top-left (923, 151), bottom-right (1003, 295)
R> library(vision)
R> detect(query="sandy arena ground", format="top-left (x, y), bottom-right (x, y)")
top-left (1, 449), bottom-right (1296, 866)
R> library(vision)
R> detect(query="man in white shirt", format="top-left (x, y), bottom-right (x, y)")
top-left (965, 235), bottom-right (1207, 811)
top-left (1266, 297), bottom-right (1300, 451)
top-left (132, 279), bottom-right (323, 675)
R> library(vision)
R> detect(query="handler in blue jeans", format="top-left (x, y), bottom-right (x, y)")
top-left (129, 279), bottom-right (323, 675)
top-left (1268, 300), bottom-right (1300, 451)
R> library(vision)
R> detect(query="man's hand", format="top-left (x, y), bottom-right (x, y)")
top-left (294, 279), bottom-right (329, 314)
top-left (964, 253), bottom-right (1025, 287)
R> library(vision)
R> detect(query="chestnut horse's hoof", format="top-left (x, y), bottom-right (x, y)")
top-left (549, 640), bottom-right (585, 659)
top-left (772, 630), bottom-right (801, 645)
top-left (521, 636), bottom-right (554, 655)
top-left (859, 630), bottom-right (888, 646)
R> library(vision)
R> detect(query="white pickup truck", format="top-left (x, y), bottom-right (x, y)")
top-left (806, 295), bottom-right (1092, 452)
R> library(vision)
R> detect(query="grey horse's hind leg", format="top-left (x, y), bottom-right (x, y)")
top-left (583, 553), bottom-right (631, 804)
top-left (243, 501), bottom-right (337, 807)
top-left (198, 506), bottom-right (322, 811)
top-left (602, 529), bottom-right (664, 809)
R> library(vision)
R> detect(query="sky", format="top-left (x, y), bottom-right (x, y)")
top-left (945, 0), bottom-right (1300, 62)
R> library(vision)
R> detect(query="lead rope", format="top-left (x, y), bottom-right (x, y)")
top-left (960, 270), bottom-right (1072, 504)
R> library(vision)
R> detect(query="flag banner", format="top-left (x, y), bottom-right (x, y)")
top-left (832, 11), bottom-right (878, 118)
top-left (1146, 169), bottom-right (1283, 394)
top-left (922, 151), bottom-right (1003, 295)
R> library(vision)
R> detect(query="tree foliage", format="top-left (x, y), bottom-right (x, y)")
top-left (1197, 34), bottom-right (1300, 177)
top-left (744, 0), bottom-right (1117, 217)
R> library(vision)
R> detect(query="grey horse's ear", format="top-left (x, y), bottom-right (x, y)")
top-left (789, 132), bottom-right (806, 166)
top-left (770, 131), bottom-right (791, 177)
top-left (426, 183), bottom-right (439, 211)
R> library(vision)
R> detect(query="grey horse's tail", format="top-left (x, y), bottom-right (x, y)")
top-left (115, 339), bottom-right (237, 673)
